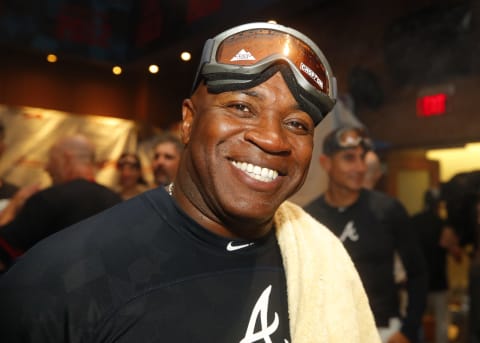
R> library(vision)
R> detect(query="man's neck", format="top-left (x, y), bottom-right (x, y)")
top-left (324, 186), bottom-right (361, 208)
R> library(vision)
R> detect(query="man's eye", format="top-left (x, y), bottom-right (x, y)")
top-left (230, 103), bottom-right (250, 112)
top-left (343, 154), bottom-right (356, 162)
top-left (285, 120), bottom-right (312, 134)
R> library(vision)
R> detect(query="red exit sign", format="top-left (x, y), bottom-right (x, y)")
top-left (417, 93), bottom-right (447, 117)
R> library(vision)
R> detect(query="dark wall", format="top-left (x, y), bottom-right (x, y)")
top-left (0, 0), bottom-right (479, 149)
top-left (360, 75), bottom-right (480, 149)
top-left (0, 50), bottom-right (135, 120)
top-left (0, 49), bottom-right (186, 129)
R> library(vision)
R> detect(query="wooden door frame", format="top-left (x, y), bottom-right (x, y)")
top-left (385, 154), bottom-right (440, 198)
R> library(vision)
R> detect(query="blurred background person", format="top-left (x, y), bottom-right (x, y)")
top-left (363, 149), bottom-right (408, 312)
top-left (305, 126), bottom-right (427, 343)
top-left (411, 188), bottom-right (461, 343)
top-left (114, 152), bottom-right (150, 200)
top-left (0, 134), bottom-right (122, 271)
top-left (363, 150), bottom-right (384, 191)
top-left (468, 194), bottom-right (480, 343)
top-left (151, 132), bottom-right (183, 186)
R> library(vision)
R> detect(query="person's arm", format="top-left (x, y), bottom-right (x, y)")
top-left (440, 225), bottom-right (463, 262)
top-left (0, 184), bottom-right (40, 225)
top-left (391, 201), bottom-right (428, 343)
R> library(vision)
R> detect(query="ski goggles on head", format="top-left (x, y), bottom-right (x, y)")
top-left (323, 126), bottom-right (374, 155)
top-left (191, 22), bottom-right (337, 125)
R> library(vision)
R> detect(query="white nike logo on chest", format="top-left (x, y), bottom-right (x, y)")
top-left (226, 241), bottom-right (254, 251)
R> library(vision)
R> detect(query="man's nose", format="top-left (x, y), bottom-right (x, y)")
top-left (243, 116), bottom-right (291, 155)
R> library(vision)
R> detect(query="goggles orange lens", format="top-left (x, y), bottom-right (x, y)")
top-left (215, 28), bottom-right (330, 94)
top-left (192, 22), bottom-right (336, 125)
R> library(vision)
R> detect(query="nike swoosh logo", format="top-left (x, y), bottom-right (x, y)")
top-left (226, 241), bottom-right (254, 251)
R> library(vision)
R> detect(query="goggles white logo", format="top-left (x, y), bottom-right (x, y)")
top-left (231, 49), bottom-right (256, 61)
top-left (300, 62), bottom-right (324, 90)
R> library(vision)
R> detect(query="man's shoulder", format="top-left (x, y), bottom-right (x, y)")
top-left (303, 195), bottom-right (327, 213)
top-left (362, 189), bottom-right (400, 208)
top-left (362, 189), bottom-right (409, 223)
top-left (1, 188), bottom-right (175, 281)
top-left (34, 179), bottom-right (122, 203)
top-left (64, 179), bottom-right (120, 196)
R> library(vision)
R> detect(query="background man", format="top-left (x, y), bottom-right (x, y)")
top-left (304, 126), bottom-right (428, 343)
top-left (363, 149), bottom-right (384, 190)
top-left (0, 134), bottom-right (122, 269)
top-left (0, 23), bottom-right (379, 342)
top-left (151, 132), bottom-right (183, 186)
top-left (411, 188), bottom-right (461, 343)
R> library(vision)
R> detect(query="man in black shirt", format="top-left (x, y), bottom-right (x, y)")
top-left (0, 134), bottom-right (122, 269)
top-left (411, 189), bottom-right (461, 343)
top-left (304, 126), bottom-right (428, 343)
top-left (0, 23), bottom-right (380, 343)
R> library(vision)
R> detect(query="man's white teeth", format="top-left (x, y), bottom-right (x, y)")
top-left (231, 161), bottom-right (279, 182)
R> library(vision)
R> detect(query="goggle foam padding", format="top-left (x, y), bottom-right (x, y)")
top-left (203, 64), bottom-right (325, 125)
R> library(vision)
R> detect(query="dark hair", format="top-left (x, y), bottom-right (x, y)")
top-left (117, 152), bottom-right (147, 185)
top-left (154, 132), bottom-right (184, 153)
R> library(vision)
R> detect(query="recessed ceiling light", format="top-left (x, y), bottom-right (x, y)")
top-left (149, 64), bottom-right (159, 74)
top-left (112, 65), bottom-right (122, 75)
top-left (180, 51), bottom-right (191, 62)
top-left (46, 54), bottom-right (57, 63)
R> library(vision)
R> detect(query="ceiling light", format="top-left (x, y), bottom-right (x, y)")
top-left (112, 65), bottom-right (122, 75)
top-left (149, 64), bottom-right (159, 74)
top-left (46, 54), bottom-right (57, 63)
top-left (180, 51), bottom-right (191, 62)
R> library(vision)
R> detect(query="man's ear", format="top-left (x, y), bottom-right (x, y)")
top-left (319, 154), bottom-right (331, 172)
top-left (181, 98), bottom-right (195, 145)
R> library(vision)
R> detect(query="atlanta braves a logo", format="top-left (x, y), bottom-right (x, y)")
top-left (239, 285), bottom-right (289, 343)
top-left (339, 220), bottom-right (359, 242)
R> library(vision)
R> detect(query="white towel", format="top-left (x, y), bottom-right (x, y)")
top-left (275, 201), bottom-right (381, 343)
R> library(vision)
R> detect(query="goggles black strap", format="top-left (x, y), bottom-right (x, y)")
top-left (203, 64), bottom-right (327, 125)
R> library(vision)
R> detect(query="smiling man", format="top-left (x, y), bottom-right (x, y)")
top-left (304, 126), bottom-right (428, 343)
top-left (0, 23), bottom-right (379, 343)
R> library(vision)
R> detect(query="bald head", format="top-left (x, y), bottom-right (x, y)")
top-left (46, 134), bottom-right (96, 185)
top-left (54, 135), bottom-right (95, 161)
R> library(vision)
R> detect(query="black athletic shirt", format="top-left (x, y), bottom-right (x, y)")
top-left (0, 180), bottom-right (18, 199)
top-left (0, 187), bottom-right (290, 342)
top-left (304, 189), bottom-right (427, 342)
top-left (0, 179), bottom-right (122, 267)
top-left (411, 209), bottom-right (448, 292)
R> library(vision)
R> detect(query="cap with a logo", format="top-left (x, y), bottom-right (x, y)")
top-left (322, 126), bottom-right (374, 156)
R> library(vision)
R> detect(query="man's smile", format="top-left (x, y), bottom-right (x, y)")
top-left (231, 160), bottom-right (279, 182)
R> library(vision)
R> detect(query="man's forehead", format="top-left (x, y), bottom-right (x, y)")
top-left (332, 146), bottom-right (367, 157)
top-left (155, 142), bottom-right (179, 153)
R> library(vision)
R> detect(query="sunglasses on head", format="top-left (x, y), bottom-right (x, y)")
top-left (335, 127), bottom-right (373, 150)
top-left (191, 22), bottom-right (337, 125)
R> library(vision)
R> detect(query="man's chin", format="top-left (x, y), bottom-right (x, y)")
top-left (155, 178), bottom-right (170, 187)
